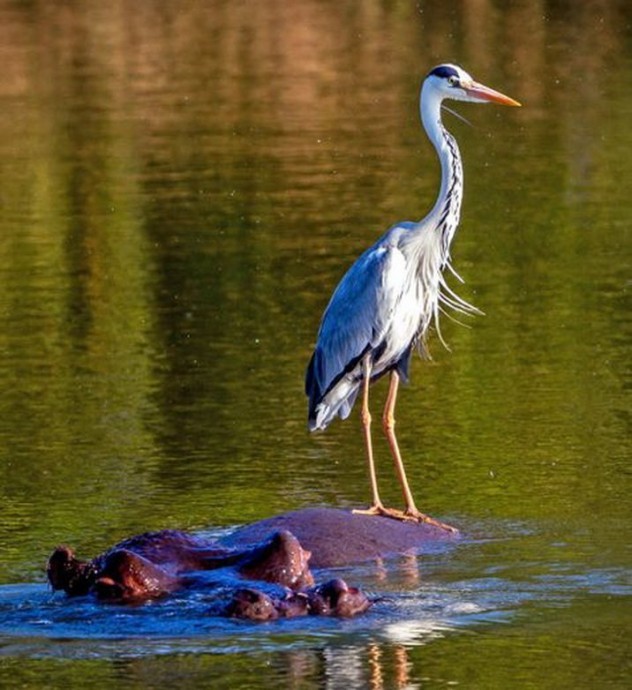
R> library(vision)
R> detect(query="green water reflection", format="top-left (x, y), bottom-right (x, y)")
top-left (0, 0), bottom-right (630, 687)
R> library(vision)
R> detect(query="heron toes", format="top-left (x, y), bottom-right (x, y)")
top-left (352, 505), bottom-right (386, 518)
top-left (353, 505), bottom-right (458, 533)
top-left (404, 510), bottom-right (459, 533)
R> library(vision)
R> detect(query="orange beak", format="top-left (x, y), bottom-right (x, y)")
top-left (464, 81), bottom-right (521, 107)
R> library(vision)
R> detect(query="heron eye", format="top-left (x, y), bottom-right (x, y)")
top-left (448, 76), bottom-right (459, 87)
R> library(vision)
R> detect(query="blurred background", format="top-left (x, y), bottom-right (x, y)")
top-left (0, 0), bottom-right (630, 687)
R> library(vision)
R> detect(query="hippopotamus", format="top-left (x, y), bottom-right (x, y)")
top-left (47, 507), bottom-right (457, 620)
top-left (47, 528), bottom-right (370, 618)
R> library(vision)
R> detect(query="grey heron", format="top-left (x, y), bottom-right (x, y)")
top-left (305, 64), bottom-right (520, 530)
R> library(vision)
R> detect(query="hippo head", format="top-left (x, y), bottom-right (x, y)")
top-left (307, 578), bottom-right (372, 617)
top-left (238, 530), bottom-right (314, 589)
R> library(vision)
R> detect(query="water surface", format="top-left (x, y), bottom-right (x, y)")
top-left (0, 1), bottom-right (630, 688)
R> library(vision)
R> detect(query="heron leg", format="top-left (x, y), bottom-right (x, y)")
top-left (382, 371), bottom-right (457, 533)
top-left (352, 356), bottom-right (385, 515)
top-left (382, 371), bottom-right (417, 511)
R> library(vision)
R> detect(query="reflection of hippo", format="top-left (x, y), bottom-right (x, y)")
top-left (48, 507), bottom-right (457, 619)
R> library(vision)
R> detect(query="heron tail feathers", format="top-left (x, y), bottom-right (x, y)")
top-left (307, 380), bottom-right (360, 432)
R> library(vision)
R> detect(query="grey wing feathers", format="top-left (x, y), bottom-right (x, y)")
top-left (306, 238), bottom-right (408, 429)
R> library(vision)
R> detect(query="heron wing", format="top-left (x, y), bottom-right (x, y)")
top-left (306, 235), bottom-right (408, 411)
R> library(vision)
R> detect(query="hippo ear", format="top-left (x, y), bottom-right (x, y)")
top-left (47, 546), bottom-right (76, 590)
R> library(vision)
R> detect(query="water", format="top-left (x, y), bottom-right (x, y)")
top-left (0, 1), bottom-right (630, 687)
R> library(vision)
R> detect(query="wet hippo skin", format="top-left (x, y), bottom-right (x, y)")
top-left (220, 507), bottom-right (459, 567)
top-left (48, 529), bottom-right (314, 600)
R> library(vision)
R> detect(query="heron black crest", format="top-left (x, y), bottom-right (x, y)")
top-left (427, 64), bottom-right (461, 81)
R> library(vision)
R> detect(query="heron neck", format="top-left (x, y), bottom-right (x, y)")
top-left (419, 91), bottom-right (464, 260)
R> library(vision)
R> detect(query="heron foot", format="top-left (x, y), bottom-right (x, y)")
top-left (353, 505), bottom-right (458, 533)
top-left (403, 509), bottom-right (458, 533)
top-left (353, 504), bottom-right (420, 522)
top-left (352, 504), bottom-right (390, 518)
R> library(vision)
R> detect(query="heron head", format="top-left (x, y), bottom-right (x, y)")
top-left (425, 63), bottom-right (521, 107)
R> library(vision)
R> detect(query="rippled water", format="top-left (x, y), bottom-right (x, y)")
top-left (0, 1), bottom-right (630, 688)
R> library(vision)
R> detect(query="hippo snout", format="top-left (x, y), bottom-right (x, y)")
top-left (308, 578), bottom-right (372, 617)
